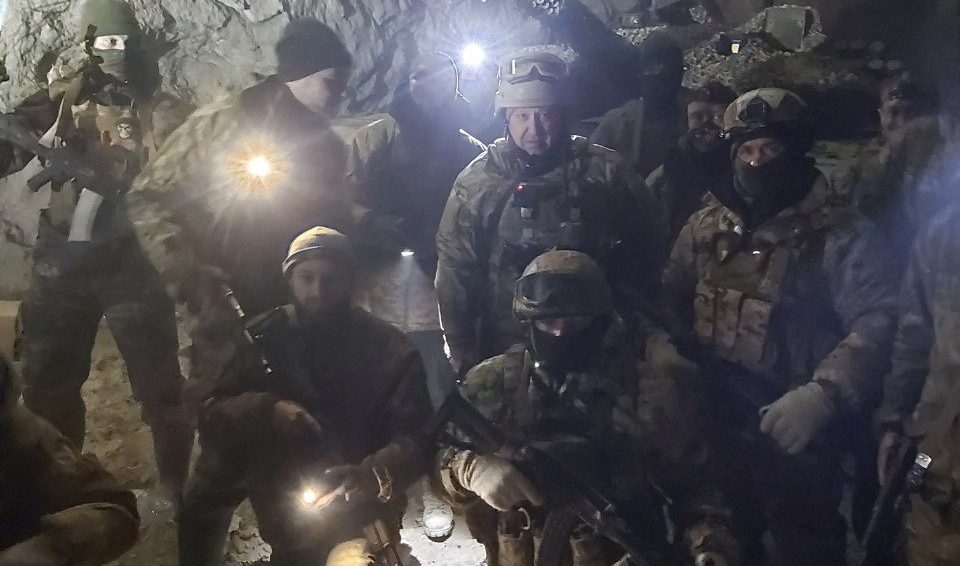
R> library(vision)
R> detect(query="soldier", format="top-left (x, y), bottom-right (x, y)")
top-left (435, 50), bottom-right (665, 377)
top-left (0, 354), bottom-right (140, 564)
top-left (126, 18), bottom-right (360, 405)
top-left (0, 0), bottom-right (193, 500)
top-left (660, 88), bottom-right (898, 564)
top-left (852, 70), bottom-right (954, 275)
top-left (875, 206), bottom-right (960, 566)
top-left (433, 250), bottom-right (739, 566)
top-left (345, 51), bottom-right (485, 408)
top-left (590, 32), bottom-right (688, 179)
top-left (645, 81), bottom-right (738, 246)
top-left (178, 227), bottom-right (434, 566)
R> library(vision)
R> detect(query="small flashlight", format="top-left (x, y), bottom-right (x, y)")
top-left (246, 155), bottom-right (272, 179)
top-left (401, 248), bottom-right (415, 257)
top-left (301, 487), bottom-right (320, 506)
top-left (460, 43), bottom-right (487, 69)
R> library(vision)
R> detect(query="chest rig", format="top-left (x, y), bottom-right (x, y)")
top-left (693, 202), bottom-right (842, 386)
top-left (44, 91), bottom-right (152, 238)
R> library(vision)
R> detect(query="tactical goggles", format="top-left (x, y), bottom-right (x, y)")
top-left (505, 56), bottom-right (564, 85)
top-left (516, 273), bottom-right (598, 316)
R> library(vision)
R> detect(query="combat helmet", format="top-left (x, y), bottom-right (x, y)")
top-left (80, 0), bottom-right (139, 40)
top-left (723, 87), bottom-right (812, 151)
top-left (513, 250), bottom-right (612, 321)
top-left (494, 52), bottom-right (569, 116)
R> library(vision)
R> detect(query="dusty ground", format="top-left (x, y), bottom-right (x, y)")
top-left (81, 325), bottom-right (485, 566)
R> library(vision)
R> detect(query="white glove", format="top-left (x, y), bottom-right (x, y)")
top-left (760, 382), bottom-right (838, 455)
top-left (453, 452), bottom-right (544, 511)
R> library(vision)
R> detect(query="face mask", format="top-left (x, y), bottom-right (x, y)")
top-left (93, 48), bottom-right (128, 80)
top-left (733, 150), bottom-right (808, 222)
top-left (529, 317), bottom-right (607, 374)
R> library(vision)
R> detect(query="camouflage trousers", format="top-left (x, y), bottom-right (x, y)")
top-left (20, 242), bottom-right (193, 491)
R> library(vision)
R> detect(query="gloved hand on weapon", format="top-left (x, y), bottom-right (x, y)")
top-left (685, 520), bottom-right (741, 566)
top-left (645, 333), bottom-right (699, 382)
top-left (450, 451), bottom-right (544, 511)
top-left (760, 381), bottom-right (839, 455)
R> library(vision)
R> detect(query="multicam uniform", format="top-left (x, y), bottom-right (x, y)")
top-left (665, 171), bottom-right (898, 564)
top-left (877, 206), bottom-right (960, 566)
top-left (0, 63), bottom-right (194, 490)
top-left (0, 357), bottom-right (139, 564)
top-left (435, 136), bottom-right (665, 369)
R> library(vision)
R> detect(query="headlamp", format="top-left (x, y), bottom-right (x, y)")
top-left (400, 248), bottom-right (415, 258)
top-left (246, 155), bottom-right (273, 179)
top-left (460, 43), bottom-right (487, 70)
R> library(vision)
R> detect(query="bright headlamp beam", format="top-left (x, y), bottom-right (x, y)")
top-left (460, 43), bottom-right (487, 69)
top-left (301, 488), bottom-right (320, 506)
top-left (246, 155), bottom-right (272, 179)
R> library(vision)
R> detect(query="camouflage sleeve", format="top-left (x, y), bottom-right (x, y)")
top-left (435, 165), bottom-right (484, 355)
top-left (126, 100), bottom-right (243, 300)
top-left (589, 107), bottom-right (621, 151)
top-left (877, 229), bottom-right (935, 428)
top-left (150, 93), bottom-right (197, 149)
top-left (344, 115), bottom-right (397, 202)
top-left (5, 405), bottom-right (139, 563)
top-left (815, 214), bottom-right (899, 412)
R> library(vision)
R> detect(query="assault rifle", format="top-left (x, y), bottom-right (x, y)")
top-left (0, 113), bottom-right (126, 196)
top-left (860, 438), bottom-right (920, 566)
top-left (423, 390), bottom-right (673, 566)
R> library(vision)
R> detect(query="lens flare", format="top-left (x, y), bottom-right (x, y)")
top-left (246, 155), bottom-right (273, 178)
top-left (460, 43), bottom-right (487, 69)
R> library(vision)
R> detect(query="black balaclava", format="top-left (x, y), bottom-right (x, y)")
top-left (732, 146), bottom-right (813, 226)
top-left (637, 32), bottom-right (684, 107)
top-left (529, 316), bottom-right (608, 375)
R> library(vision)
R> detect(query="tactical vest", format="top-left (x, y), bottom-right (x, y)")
top-left (692, 197), bottom-right (848, 394)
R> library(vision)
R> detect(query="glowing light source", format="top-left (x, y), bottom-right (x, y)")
top-left (301, 488), bottom-right (320, 506)
top-left (401, 248), bottom-right (415, 257)
top-left (460, 43), bottom-right (487, 69)
top-left (246, 155), bottom-right (273, 179)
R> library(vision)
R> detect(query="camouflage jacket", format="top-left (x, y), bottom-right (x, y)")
top-left (435, 135), bottom-right (666, 363)
top-left (590, 96), bottom-right (687, 179)
top-left (664, 172), bottom-right (898, 413)
top-left (878, 206), bottom-right (960, 438)
top-left (0, 364), bottom-right (138, 560)
top-left (0, 66), bottom-right (191, 272)
top-left (126, 76), bottom-right (358, 315)
top-left (434, 322), bottom-right (723, 562)
top-left (344, 99), bottom-right (484, 333)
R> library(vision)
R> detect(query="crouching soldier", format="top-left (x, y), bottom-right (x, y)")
top-left (432, 250), bottom-right (739, 566)
top-left (178, 227), bottom-right (434, 566)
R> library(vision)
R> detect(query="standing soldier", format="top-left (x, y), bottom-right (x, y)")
top-left (1, 0), bottom-right (193, 500)
top-left (433, 251), bottom-right (740, 566)
top-left (435, 50), bottom-right (665, 378)
top-left (345, 51), bottom-right (485, 408)
top-left (661, 88), bottom-right (898, 564)
top-left (0, 355), bottom-right (140, 565)
top-left (179, 227), bottom-right (434, 566)
top-left (126, 18), bottom-right (359, 407)
top-left (590, 32), bottom-right (689, 179)
top-left (876, 206), bottom-right (960, 566)
top-left (645, 81), bottom-right (738, 246)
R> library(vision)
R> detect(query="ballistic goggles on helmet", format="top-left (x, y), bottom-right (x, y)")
top-left (504, 54), bottom-right (566, 85)
top-left (515, 273), bottom-right (606, 319)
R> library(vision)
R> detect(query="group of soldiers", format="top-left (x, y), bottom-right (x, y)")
top-left (1, 1), bottom-right (959, 565)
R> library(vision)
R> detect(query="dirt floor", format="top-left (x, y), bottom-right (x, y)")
top-left (81, 326), bottom-right (485, 566)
